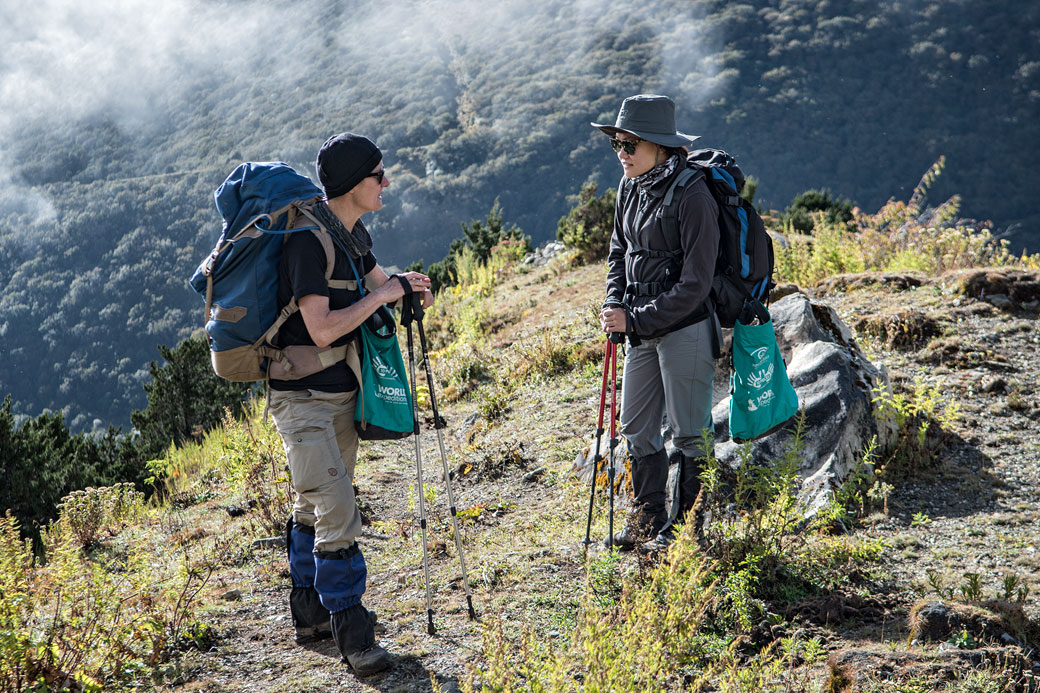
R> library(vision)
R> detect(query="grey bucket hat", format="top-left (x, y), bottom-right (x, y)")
top-left (591, 94), bottom-right (700, 148)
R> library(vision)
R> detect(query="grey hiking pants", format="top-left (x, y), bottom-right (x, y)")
top-left (269, 388), bottom-right (362, 553)
top-left (621, 318), bottom-right (716, 459)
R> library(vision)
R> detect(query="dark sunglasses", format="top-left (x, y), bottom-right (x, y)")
top-left (609, 137), bottom-right (642, 155)
top-left (366, 169), bottom-right (386, 184)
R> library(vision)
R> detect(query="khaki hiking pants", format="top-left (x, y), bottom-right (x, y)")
top-left (269, 388), bottom-right (362, 553)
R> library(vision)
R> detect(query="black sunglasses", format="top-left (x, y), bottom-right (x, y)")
top-left (366, 169), bottom-right (386, 184)
top-left (609, 137), bottom-right (642, 155)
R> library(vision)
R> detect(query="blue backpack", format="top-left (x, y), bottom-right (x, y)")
top-left (660, 148), bottom-right (775, 328)
top-left (190, 162), bottom-right (344, 382)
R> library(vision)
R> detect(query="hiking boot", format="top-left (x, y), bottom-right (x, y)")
top-left (604, 449), bottom-right (669, 549)
top-left (331, 604), bottom-right (393, 676)
top-left (295, 606), bottom-right (377, 645)
top-left (638, 526), bottom-right (676, 555)
top-left (345, 644), bottom-right (394, 676)
top-left (295, 621), bottom-right (332, 645)
top-left (603, 514), bottom-right (664, 550)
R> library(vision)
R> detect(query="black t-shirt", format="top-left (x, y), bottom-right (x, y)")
top-left (269, 229), bottom-right (377, 392)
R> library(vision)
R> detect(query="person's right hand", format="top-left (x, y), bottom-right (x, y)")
top-left (376, 272), bottom-right (431, 303)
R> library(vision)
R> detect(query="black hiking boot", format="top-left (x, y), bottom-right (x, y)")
top-left (603, 512), bottom-right (665, 550)
top-left (638, 525), bottom-right (677, 555)
top-left (605, 449), bottom-right (669, 549)
top-left (331, 604), bottom-right (393, 676)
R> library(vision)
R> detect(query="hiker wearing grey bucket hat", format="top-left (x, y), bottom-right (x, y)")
top-left (590, 94), bottom-right (701, 149)
top-left (594, 94), bottom-right (719, 555)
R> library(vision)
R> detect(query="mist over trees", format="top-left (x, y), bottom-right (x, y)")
top-left (1, 0), bottom-right (1038, 430)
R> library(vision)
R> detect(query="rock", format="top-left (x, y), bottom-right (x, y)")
top-left (908, 601), bottom-right (961, 642)
top-left (711, 293), bottom-right (890, 513)
top-left (522, 467), bottom-right (547, 482)
top-left (455, 412), bottom-right (481, 440)
top-left (524, 240), bottom-right (567, 266)
top-left (225, 505), bottom-right (247, 517)
top-left (985, 293), bottom-right (1014, 310)
top-left (947, 268), bottom-right (1040, 307)
top-left (982, 377), bottom-right (1008, 394)
top-left (221, 589), bottom-right (243, 601)
top-left (571, 436), bottom-right (627, 484)
top-left (1001, 632), bottom-right (1019, 646)
top-left (252, 536), bottom-right (286, 550)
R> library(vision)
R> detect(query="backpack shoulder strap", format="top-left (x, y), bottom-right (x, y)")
top-left (660, 165), bottom-right (706, 248)
top-left (662, 166), bottom-right (700, 208)
top-left (294, 203), bottom-right (338, 284)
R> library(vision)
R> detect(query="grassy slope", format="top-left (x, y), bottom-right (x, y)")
top-left (123, 254), bottom-right (1040, 691)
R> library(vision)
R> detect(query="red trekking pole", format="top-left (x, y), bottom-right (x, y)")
top-left (582, 334), bottom-right (623, 551)
top-left (606, 333), bottom-right (621, 551)
top-left (583, 339), bottom-right (614, 548)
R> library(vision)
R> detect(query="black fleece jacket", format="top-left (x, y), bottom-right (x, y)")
top-left (605, 167), bottom-right (719, 339)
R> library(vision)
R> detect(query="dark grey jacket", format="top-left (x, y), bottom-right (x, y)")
top-left (605, 167), bottom-right (719, 339)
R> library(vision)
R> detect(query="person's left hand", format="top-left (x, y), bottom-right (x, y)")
top-left (421, 287), bottom-right (434, 309)
top-left (600, 307), bottom-right (627, 334)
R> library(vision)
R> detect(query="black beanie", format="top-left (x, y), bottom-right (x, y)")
top-left (315, 132), bottom-right (382, 199)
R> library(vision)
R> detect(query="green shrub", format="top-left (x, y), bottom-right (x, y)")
top-left (773, 158), bottom-right (1040, 286)
top-left (464, 416), bottom-right (881, 690)
top-left (780, 188), bottom-right (855, 234)
top-left (700, 415), bottom-right (884, 612)
top-left (555, 180), bottom-right (617, 265)
top-left (216, 406), bottom-right (294, 537)
top-left (427, 200), bottom-right (530, 293)
top-left (0, 512), bottom-right (213, 691)
top-left (55, 483), bottom-right (143, 548)
top-left (0, 396), bottom-right (143, 548)
top-left (872, 375), bottom-right (961, 478)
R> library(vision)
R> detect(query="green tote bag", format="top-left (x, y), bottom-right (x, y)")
top-left (354, 306), bottom-right (414, 440)
top-left (728, 305), bottom-right (799, 443)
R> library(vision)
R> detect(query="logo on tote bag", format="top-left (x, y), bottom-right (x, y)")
top-left (371, 354), bottom-right (400, 380)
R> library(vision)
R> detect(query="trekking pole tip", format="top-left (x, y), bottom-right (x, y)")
top-left (466, 596), bottom-right (476, 620)
top-left (427, 610), bottom-right (436, 635)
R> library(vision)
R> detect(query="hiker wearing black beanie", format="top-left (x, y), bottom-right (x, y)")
top-left (270, 132), bottom-right (432, 676)
top-left (316, 132), bottom-right (383, 200)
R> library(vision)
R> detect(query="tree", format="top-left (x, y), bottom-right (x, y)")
top-left (427, 200), bottom-right (530, 292)
top-left (130, 336), bottom-right (254, 460)
top-left (0, 396), bottom-right (137, 543)
top-left (780, 189), bottom-right (855, 235)
top-left (556, 181), bottom-right (617, 264)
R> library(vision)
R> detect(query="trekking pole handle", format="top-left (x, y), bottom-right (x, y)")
top-left (409, 291), bottom-right (425, 321)
top-left (393, 274), bottom-right (425, 324)
top-left (608, 332), bottom-right (625, 344)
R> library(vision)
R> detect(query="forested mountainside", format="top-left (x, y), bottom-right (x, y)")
top-left (1, 0), bottom-right (1038, 430)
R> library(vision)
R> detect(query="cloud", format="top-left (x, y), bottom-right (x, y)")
top-left (0, 0), bottom-right (294, 133)
top-left (0, 0), bottom-right (731, 222)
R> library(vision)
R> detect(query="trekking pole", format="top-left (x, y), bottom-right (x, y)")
top-left (409, 292), bottom-right (478, 621)
top-left (583, 338), bottom-right (613, 548)
top-left (401, 294), bottom-right (437, 636)
top-left (607, 332), bottom-right (624, 552)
